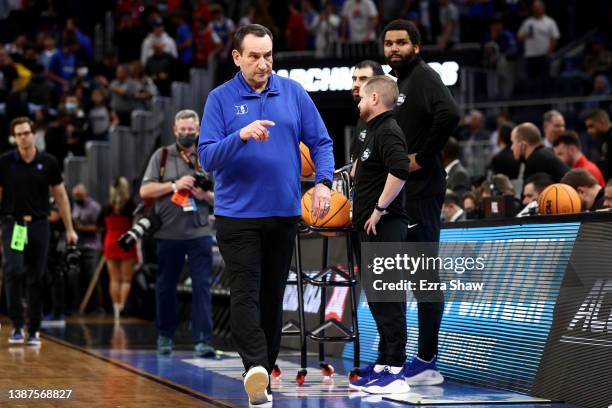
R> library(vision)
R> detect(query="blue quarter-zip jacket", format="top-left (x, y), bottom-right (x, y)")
top-left (198, 72), bottom-right (334, 218)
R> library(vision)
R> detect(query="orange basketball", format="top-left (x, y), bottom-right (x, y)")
top-left (538, 183), bottom-right (582, 215)
top-left (300, 143), bottom-right (315, 177)
top-left (301, 188), bottom-right (351, 228)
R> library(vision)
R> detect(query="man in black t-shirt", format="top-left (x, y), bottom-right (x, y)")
top-left (0, 117), bottom-right (78, 346)
top-left (350, 76), bottom-right (411, 395)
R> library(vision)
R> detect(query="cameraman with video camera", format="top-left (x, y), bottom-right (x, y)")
top-left (139, 109), bottom-right (215, 357)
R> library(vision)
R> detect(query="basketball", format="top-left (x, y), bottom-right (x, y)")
top-left (301, 187), bottom-right (351, 228)
top-left (538, 183), bottom-right (582, 215)
top-left (300, 142), bottom-right (315, 177)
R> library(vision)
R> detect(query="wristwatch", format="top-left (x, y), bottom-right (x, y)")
top-left (375, 203), bottom-right (387, 212)
top-left (319, 179), bottom-right (333, 189)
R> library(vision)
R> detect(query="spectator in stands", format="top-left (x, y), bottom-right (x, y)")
top-left (584, 109), bottom-right (612, 180)
top-left (314, 1), bottom-right (341, 58)
top-left (209, 3), bottom-right (236, 84)
top-left (584, 37), bottom-right (612, 78)
top-left (490, 121), bottom-right (520, 179)
top-left (44, 112), bottom-right (69, 170)
top-left (442, 190), bottom-right (466, 222)
top-left (553, 130), bottom-right (605, 187)
top-left (209, 3), bottom-right (236, 62)
top-left (483, 15), bottom-right (518, 98)
top-left (442, 137), bottom-right (471, 198)
top-left (26, 63), bottom-right (54, 107)
top-left (0, 47), bottom-right (19, 100)
top-left (6, 34), bottom-right (27, 56)
top-left (561, 168), bottom-right (605, 211)
top-left (172, 10), bottom-right (193, 81)
top-left (92, 52), bottom-right (118, 87)
top-left (517, 0), bottom-right (559, 82)
top-left (39, 35), bottom-right (58, 71)
top-left (62, 94), bottom-right (88, 156)
top-left (238, 3), bottom-right (254, 27)
top-left (511, 122), bottom-right (569, 183)
top-left (145, 42), bottom-right (177, 97)
top-left (109, 63), bottom-right (137, 125)
top-left (193, 0), bottom-right (212, 23)
top-left (193, 14), bottom-right (222, 68)
top-left (115, 13), bottom-right (145, 63)
top-left (130, 61), bottom-right (158, 110)
top-left (302, 0), bottom-right (318, 50)
top-left (286, 1), bottom-right (307, 51)
top-left (116, 0), bottom-right (145, 26)
top-left (458, 110), bottom-right (490, 142)
top-left (462, 192), bottom-right (478, 219)
top-left (438, 0), bottom-right (460, 49)
top-left (99, 177), bottom-right (138, 321)
top-left (140, 18), bottom-right (178, 65)
top-left (379, 0), bottom-right (411, 27)
top-left (517, 172), bottom-right (553, 217)
top-left (71, 184), bottom-right (103, 314)
top-left (583, 74), bottom-right (612, 112)
top-left (47, 32), bottom-right (81, 95)
top-left (89, 88), bottom-right (117, 141)
top-left (603, 179), bottom-right (612, 209)
top-left (542, 110), bottom-right (565, 148)
top-left (65, 18), bottom-right (93, 61)
top-left (341, 0), bottom-right (378, 44)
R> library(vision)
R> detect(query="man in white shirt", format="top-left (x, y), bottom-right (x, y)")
top-left (517, 0), bottom-right (559, 80)
top-left (341, 0), bottom-right (379, 43)
top-left (141, 19), bottom-right (178, 64)
top-left (441, 190), bottom-right (466, 222)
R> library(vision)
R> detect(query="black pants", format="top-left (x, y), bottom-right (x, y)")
top-left (215, 216), bottom-right (299, 373)
top-left (405, 194), bottom-right (445, 362)
top-left (360, 215), bottom-right (408, 367)
top-left (2, 218), bottom-right (50, 332)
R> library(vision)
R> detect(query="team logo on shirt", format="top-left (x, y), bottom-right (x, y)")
top-left (361, 148), bottom-right (371, 161)
top-left (37, 163), bottom-right (43, 170)
top-left (235, 104), bottom-right (248, 115)
top-left (358, 130), bottom-right (367, 142)
top-left (396, 93), bottom-right (406, 106)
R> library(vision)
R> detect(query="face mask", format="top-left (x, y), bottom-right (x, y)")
top-left (65, 102), bottom-right (77, 113)
top-left (178, 132), bottom-right (197, 148)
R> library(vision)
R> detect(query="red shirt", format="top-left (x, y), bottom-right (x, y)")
top-left (574, 155), bottom-right (605, 187)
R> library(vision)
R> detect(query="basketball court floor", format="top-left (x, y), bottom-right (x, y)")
top-left (0, 316), bottom-right (582, 407)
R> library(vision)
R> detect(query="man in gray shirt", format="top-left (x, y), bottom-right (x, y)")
top-left (140, 109), bottom-right (215, 357)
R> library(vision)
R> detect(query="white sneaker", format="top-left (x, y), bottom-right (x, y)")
top-left (244, 366), bottom-right (270, 406)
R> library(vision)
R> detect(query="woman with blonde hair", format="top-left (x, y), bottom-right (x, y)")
top-left (98, 177), bottom-right (137, 320)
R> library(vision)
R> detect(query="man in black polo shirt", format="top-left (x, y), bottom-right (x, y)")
top-left (350, 75), bottom-right (411, 395)
top-left (382, 19), bottom-right (459, 385)
top-left (0, 117), bottom-right (77, 345)
top-left (510, 122), bottom-right (569, 183)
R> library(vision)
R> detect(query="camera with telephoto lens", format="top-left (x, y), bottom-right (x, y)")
top-left (117, 203), bottom-right (162, 251)
top-left (193, 171), bottom-right (213, 191)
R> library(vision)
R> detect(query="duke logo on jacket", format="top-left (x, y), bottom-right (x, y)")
top-left (234, 104), bottom-right (248, 115)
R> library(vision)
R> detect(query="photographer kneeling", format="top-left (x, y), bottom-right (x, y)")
top-left (140, 109), bottom-right (215, 357)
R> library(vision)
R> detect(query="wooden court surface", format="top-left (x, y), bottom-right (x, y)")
top-left (0, 325), bottom-right (221, 408)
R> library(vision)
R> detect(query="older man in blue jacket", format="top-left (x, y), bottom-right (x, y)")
top-left (199, 24), bottom-right (334, 406)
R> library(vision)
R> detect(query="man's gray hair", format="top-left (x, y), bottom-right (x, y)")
top-left (174, 109), bottom-right (200, 126)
